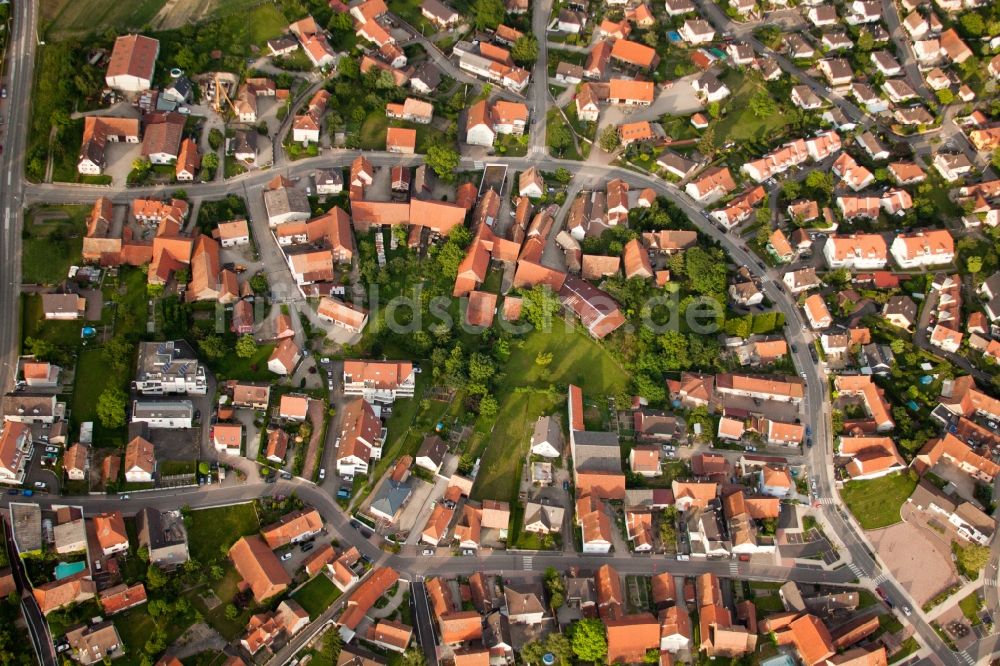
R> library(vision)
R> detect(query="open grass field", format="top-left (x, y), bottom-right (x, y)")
top-left (470, 326), bottom-right (629, 503)
top-left (714, 72), bottom-right (798, 145)
top-left (41, 0), bottom-right (167, 38)
top-left (21, 294), bottom-right (83, 352)
top-left (358, 111), bottom-right (448, 153)
top-left (470, 391), bottom-right (560, 502)
top-left (70, 348), bottom-right (126, 446)
top-left (205, 342), bottom-right (277, 381)
top-left (292, 574), bottom-right (342, 618)
top-left (185, 502), bottom-right (260, 563)
top-left (504, 325), bottom-right (630, 395)
top-left (841, 471), bottom-right (918, 530)
top-left (23, 205), bottom-right (89, 285)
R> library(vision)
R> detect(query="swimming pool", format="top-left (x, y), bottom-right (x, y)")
top-left (761, 655), bottom-right (796, 666)
top-left (54, 560), bottom-right (86, 580)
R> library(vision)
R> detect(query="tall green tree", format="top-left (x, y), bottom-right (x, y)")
top-left (570, 619), bottom-right (608, 663)
top-left (96, 387), bottom-right (127, 429)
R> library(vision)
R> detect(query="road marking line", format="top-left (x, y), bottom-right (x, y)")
top-left (522, 556), bottom-right (533, 571)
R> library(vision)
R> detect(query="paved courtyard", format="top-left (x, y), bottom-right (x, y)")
top-left (868, 504), bottom-right (959, 606)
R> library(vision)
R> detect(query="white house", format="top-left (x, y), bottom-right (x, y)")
top-left (823, 234), bottom-right (888, 270)
top-left (124, 436), bottom-right (157, 483)
top-left (530, 416), bottom-right (563, 458)
top-left (889, 229), bottom-right (954, 269)
top-left (268, 339), bottom-right (302, 376)
top-left (131, 401), bottom-right (193, 429)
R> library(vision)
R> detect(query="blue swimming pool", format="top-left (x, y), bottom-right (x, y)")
top-left (54, 560), bottom-right (86, 580)
top-left (667, 31), bottom-right (681, 43)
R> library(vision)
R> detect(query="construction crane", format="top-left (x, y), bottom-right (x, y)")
top-left (213, 73), bottom-right (234, 114)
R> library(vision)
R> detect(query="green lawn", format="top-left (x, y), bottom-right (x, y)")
top-left (713, 72), bottom-right (798, 145)
top-left (21, 294), bottom-right (83, 351)
top-left (22, 205), bottom-right (89, 284)
top-left (470, 326), bottom-right (629, 504)
top-left (249, 4), bottom-right (287, 46)
top-left (470, 391), bottom-right (560, 503)
top-left (503, 326), bottom-right (631, 395)
top-left (184, 503), bottom-right (261, 563)
top-left (292, 574), bottom-right (343, 619)
top-left (958, 593), bottom-right (983, 625)
top-left (841, 471), bottom-right (918, 530)
top-left (204, 343), bottom-right (277, 381)
top-left (357, 111), bottom-right (447, 152)
top-left (546, 109), bottom-right (581, 160)
top-left (889, 637), bottom-right (919, 664)
top-left (115, 603), bottom-right (196, 665)
top-left (188, 566), bottom-right (255, 640)
top-left (752, 593), bottom-right (785, 613)
top-left (70, 348), bottom-right (124, 447)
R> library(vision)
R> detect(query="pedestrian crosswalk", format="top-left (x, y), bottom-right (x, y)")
top-left (847, 563), bottom-right (865, 578)
top-left (729, 561), bottom-right (740, 575)
top-left (522, 555), bottom-right (534, 571)
top-left (985, 577), bottom-right (998, 588)
top-left (957, 651), bottom-right (975, 666)
top-left (871, 573), bottom-right (890, 585)
top-left (815, 498), bottom-right (836, 505)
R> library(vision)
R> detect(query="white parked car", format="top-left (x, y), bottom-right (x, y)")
top-left (319, 468), bottom-right (326, 480)
top-left (280, 552), bottom-right (293, 561)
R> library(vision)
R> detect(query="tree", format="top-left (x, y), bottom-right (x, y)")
top-left (202, 151), bottom-right (219, 170)
top-left (522, 285), bottom-right (562, 331)
top-left (856, 30), bottom-right (875, 51)
top-left (890, 338), bottom-right (906, 355)
top-left (250, 273), bottom-right (269, 293)
top-left (425, 145), bottom-right (460, 181)
top-left (599, 124), bottom-right (620, 152)
top-left (479, 394), bottom-right (498, 418)
top-left (935, 89), bottom-right (954, 106)
top-left (235, 334), bottom-right (257, 359)
top-left (570, 619), bottom-right (608, 663)
top-left (804, 170), bottom-right (834, 196)
top-left (959, 12), bottom-right (985, 37)
top-left (198, 335), bottom-right (228, 360)
top-left (323, 628), bottom-right (343, 661)
top-left (472, 0), bottom-right (506, 29)
top-left (511, 35), bottom-right (539, 66)
top-left (224, 604), bottom-right (239, 620)
top-left (548, 122), bottom-right (572, 153)
top-left (781, 180), bottom-right (801, 201)
top-left (402, 648), bottom-right (427, 666)
top-left (749, 90), bottom-right (777, 118)
top-left (24, 336), bottom-right (55, 361)
top-left (535, 351), bottom-right (553, 367)
top-left (554, 167), bottom-right (572, 184)
top-left (97, 387), bottom-right (127, 429)
top-left (328, 11), bottom-right (353, 32)
top-left (696, 127), bottom-right (716, 155)
top-left (967, 255), bottom-right (983, 275)
top-left (707, 101), bottom-right (721, 119)
top-left (146, 564), bottom-right (167, 590)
